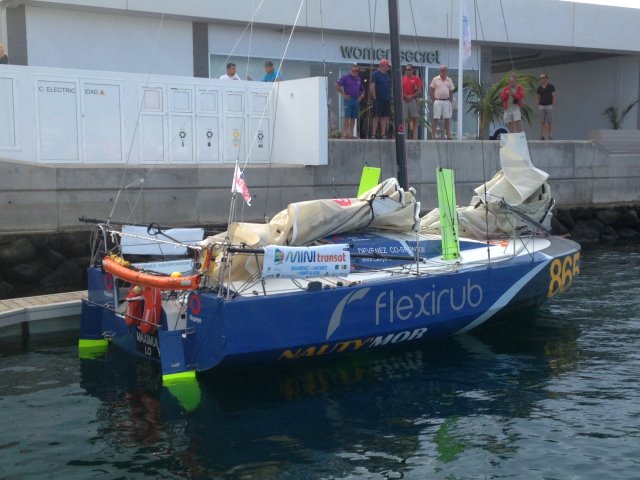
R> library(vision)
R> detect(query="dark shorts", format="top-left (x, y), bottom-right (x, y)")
top-left (374, 99), bottom-right (391, 117)
top-left (343, 97), bottom-right (360, 119)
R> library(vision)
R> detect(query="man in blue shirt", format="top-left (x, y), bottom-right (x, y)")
top-left (262, 61), bottom-right (282, 82)
top-left (369, 58), bottom-right (392, 139)
top-left (336, 63), bottom-right (365, 139)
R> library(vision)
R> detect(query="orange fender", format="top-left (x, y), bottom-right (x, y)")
top-left (138, 286), bottom-right (162, 335)
top-left (124, 285), bottom-right (144, 326)
top-left (102, 256), bottom-right (200, 290)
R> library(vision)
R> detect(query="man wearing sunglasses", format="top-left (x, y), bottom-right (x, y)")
top-left (537, 73), bottom-right (556, 140)
top-left (402, 64), bottom-right (423, 140)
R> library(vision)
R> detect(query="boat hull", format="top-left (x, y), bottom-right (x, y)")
top-left (81, 238), bottom-right (580, 375)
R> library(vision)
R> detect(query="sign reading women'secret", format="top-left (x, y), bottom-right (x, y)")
top-left (262, 244), bottom-right (350, 279)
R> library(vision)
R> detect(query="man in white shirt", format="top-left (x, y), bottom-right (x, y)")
top-left (429, 65), bottom-right (454, 140)
top-left (220, 63), bottom-right (241, 80)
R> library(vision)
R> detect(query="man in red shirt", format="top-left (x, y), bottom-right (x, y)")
top-left (402, 64), bottom-right (423, 140)
top-left (501, 74), bottom-right (524, 133)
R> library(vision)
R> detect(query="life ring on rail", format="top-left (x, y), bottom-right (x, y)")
top-left (124, 285), bottom-right (144, 327)
top-left (138, 286), bottom-right (162, 335)
top-left (102, 256), bottom-right (200, 290)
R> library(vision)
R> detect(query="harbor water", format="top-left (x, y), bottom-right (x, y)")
top-left (1, 242), bottom-right (639, 479)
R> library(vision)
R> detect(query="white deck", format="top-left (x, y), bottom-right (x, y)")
top-left (0, 291), bottom-right (86, 331)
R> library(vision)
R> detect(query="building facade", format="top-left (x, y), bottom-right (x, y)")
top-left (1, 0), bottom-right (639, 140)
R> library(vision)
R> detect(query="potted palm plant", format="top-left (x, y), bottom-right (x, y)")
top-left (603, 100), bottom-right (640, 129)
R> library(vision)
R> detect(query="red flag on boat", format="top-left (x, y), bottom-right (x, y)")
top-left (232, 165), bottom-right (252, 206)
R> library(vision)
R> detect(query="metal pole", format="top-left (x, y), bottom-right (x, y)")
top-left (388, 0), bottom-right (408, 190)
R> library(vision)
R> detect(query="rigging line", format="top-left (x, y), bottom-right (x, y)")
top-left (365, 0), bottom-right (385, 170)
top-left (245, 2), bottom-right (255, 81)
top-left (365, 0), bottom-right (376, 142)
top-left (480, 139), bottom-right (491, 260)
top-left (498, 0), bottom-right (515, 72)
top-left (214, 0), bottom-right (267, 78)
top-left (241, 0), bottom-right (304, 171)
top-left (407, 0), bottom-right (420, 51)
top-left (261, 85), bottom-right (279, 221)
top-left (319, 0), bottom-right (339, 197)
top-left (107, 8), bottom-right (167, 227)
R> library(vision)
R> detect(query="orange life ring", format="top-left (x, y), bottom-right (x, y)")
top-left (124, 285), bottom-right (144, 326)
top-left (138, 286), bottom-right (162, 335)
top-left (102, 256), bottom-right (200, 290)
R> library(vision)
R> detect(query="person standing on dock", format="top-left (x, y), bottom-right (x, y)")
top-left (402, 64), bottom-right (423, 140)
top-left (537, 73), bottom-right (556, 140)
top-left (369, 58), bottom-right (392, 139)
top-left (336, 64), bottom-right (365, 139)
top-left (429, 65), bottom-right (454, 140)
top-left (501, 74), bottom-right (524, 133)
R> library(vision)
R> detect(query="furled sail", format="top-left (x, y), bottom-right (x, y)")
top-left (421, 133), bottom-right (554, 239)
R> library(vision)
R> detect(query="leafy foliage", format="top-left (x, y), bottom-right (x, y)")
top-left (464, 73), bottom-right (538, 139)
top-left (603, 99), bottom-right (640, 129)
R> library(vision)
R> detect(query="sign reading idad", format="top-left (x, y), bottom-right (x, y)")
top-left (262, 244), bottom-right (351, 279)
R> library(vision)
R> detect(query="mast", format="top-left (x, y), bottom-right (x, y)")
top-left (388, 0), bottom-right (408, 190)
top-left (457, 0), bottom-right (464, 140)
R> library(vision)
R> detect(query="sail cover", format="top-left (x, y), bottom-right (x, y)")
top-left (216, 178), bottom-right (420, 247)
top-left (421, 133), bottom-right (553, 239)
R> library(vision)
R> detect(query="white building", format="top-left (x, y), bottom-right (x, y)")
top-left (1, 0), bottom-right (639, 140)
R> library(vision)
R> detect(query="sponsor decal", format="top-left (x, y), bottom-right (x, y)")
top-left (374, 279), bottom-right (483, 324)
top-left (326, 280), bottom-right (484, 340)
top-left (263, 244), bottom-right (350, 278)
top-left (278, 327), bottom-right (429, 361)
top-left (189, 294), bottom-right (202, 315)
top-left (332, 198), bottom-right (352, 207)
top-left (104, 273), bottom-right (113, 290)
top-left (103, 273), bottom-right (114, 298)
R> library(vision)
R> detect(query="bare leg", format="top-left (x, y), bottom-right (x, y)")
top-left (432, 119), bottom-right (439, 139)
top-left (515, 120), bottom-right (522, 133)
top-left (371, 117), bottom-right (379, 138)
top-left (342, 117), bottom-right (350, 138)
top-left (411, 118), bottom-right (418, 140)
top-left (380, 117), bottom-right (389, 139)
top-left (444, 118), bottom-right (452, 140)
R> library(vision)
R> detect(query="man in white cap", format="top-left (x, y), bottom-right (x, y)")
top-left (369, 58), bottom-right (392, 139)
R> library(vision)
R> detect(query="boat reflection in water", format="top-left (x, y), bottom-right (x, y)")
top-left (79, 312), bottom-right (580, 478)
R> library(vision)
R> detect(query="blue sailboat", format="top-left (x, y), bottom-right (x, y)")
top-left (78, 1), bottom-right (580, 384)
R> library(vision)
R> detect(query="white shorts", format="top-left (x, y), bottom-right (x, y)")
top-left (503, 106), bottom-right (521, 123)
top-left (433, 99), bottom-right (452, 119)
